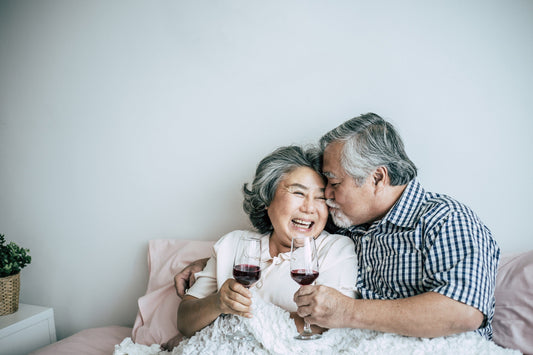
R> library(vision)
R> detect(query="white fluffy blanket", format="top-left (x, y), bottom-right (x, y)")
top-left (114, 292), bottom-right (520, 355)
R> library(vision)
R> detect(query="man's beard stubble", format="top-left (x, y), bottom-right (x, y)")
top-left (326, 199), bottom-right (353, 228)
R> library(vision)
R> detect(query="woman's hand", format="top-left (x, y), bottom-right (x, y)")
top-left (217, 279), bottom-right (253, 318)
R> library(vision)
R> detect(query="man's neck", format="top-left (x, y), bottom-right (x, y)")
top-left (372, 183), bottom-right (408, 223)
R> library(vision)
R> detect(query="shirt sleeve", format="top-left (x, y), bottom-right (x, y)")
top-left (422, 211), bottom-right (500, 319)
top-left (185, 252), bottom-right (218, 299)
top-left (316, 234), bottom-right (358, 298)
top-left (185, 231), bottom-right (246, 299)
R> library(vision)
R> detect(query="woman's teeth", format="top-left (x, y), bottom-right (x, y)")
top-left (293, 219), bottom-right (313, 229)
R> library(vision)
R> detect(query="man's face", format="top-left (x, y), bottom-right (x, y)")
top-left (322, 141), bottom-right (377, 227)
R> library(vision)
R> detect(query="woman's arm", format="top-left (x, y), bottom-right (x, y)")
top-left (177, 294), bottom-right (224, 337)
top-left (177, 278), bottom-right (253, 337)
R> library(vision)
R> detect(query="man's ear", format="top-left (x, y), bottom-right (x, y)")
top-left (373, 166), bottom-right (389, 189)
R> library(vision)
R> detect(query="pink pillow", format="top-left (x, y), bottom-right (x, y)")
top-left (493, 250), bottom-right (533, 354)
top-left (132, 239), bottom-right (215, 345)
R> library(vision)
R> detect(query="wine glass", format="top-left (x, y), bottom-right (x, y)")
top-left (290, 235), bottom-right (321, 340)
top-left (228, 234), bottom-right (262, 340)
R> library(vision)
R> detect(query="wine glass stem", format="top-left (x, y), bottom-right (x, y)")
top-left (303, 321), bottom-right (313, 334)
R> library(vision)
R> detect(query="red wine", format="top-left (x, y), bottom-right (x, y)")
top-left (233, 264), bottom-right (261, 287)
top-left (291, 269), bottom-right (319, 285)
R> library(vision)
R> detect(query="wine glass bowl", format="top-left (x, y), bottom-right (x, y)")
top-left (227, 234), bottom-right (262, 340)
top-left (290, 235), bottom-right (321, 340)
top-left (233, 264), bottom-right (261, 287)
top-left (290, 269), bottom-right (319, 285)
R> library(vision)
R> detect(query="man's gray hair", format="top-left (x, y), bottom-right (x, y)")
top-left (243, 145), bottom-right (322, 234)
top-left (319, 113), bottom-right (417, 186)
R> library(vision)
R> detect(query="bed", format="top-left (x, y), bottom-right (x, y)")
top-left (30, 239), bottom-right (533, 355)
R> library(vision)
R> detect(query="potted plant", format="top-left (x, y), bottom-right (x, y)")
top-left (0, 234), bottom-right (31, 315)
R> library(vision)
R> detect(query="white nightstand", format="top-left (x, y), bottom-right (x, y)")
top-left (0, 304), bottom-right (57, 355)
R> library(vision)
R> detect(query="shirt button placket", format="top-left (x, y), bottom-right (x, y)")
top-left (362, 234), bottom-right (372, 274)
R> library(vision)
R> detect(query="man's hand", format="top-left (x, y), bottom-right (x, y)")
top-left (289, 312), bottom-right (327, 334)
top-left (293, 285), bottom-right (351, 329)
top-left (216, 279), bottom-right (253, 318)
top-left (161, 333), bottom-right (183, 351)
top-left (174, 258), bottom-right (209, 298)
top-left (295, 285), bottom-right (485, 338)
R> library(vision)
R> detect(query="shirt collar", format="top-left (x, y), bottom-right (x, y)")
top-left (338, 223), bottom-right (374, 239)
top-left (260, 234), bottom-right (274, 262)
top-left (263, 231), bottom-right (330, 261)
top-left (337, 179), bottom-right (425, 238)
top-left (382, 179), bottom-right (426, 228)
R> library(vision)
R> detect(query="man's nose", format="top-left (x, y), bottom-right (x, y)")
top-left (325, 184), bottom-right (334, 200)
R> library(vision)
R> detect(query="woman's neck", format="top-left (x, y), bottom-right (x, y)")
top-left (268, 234), bottom-right (290, 257)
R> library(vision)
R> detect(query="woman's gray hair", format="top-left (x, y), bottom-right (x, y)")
top-left (243, 145), bottom-right (322, 234)
top-left (319, 113), bottom-right (417, 186)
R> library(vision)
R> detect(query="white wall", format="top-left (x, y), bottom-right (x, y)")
top-left (1, 0), bottom-right (532, 340)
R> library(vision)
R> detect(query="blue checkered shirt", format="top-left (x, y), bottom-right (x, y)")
top-left (339, 179), bottom-right (500, 340)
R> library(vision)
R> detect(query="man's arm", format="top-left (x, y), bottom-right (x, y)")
top-left (174, 258), bottom-right (209, 298)
top-left (294, 285), bottom-right (483, 338)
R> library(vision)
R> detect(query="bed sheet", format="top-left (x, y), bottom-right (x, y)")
top-left (29, 326), bottom-right (132, 355)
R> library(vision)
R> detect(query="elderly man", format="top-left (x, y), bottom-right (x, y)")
top-left (293, 113), bottom-right (499, 340)
top-left (175, 113), bottom-right (500, 340)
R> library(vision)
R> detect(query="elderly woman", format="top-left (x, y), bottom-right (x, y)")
top-left (177, 146), bottom-right (357, 337)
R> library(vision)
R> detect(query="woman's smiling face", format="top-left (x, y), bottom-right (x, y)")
top-left (267, 166), bottom-right (328, 254)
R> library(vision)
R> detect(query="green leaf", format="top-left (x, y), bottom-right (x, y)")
top-left (0, 233), bottom-right (31, 277)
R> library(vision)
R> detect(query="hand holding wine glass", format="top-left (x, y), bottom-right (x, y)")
top-left (227, 234), bottom-right (262, 340)
top-left (290, 235), bottom-right (321, 340)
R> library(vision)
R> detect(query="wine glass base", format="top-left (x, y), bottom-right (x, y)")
top-left (226, 332), bottom-right (254, 341)
top-left (294, 333), bottom-right (321, 340)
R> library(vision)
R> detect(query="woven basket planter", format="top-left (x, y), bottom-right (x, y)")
top-left (0, 272), bottom-right (20, 315)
